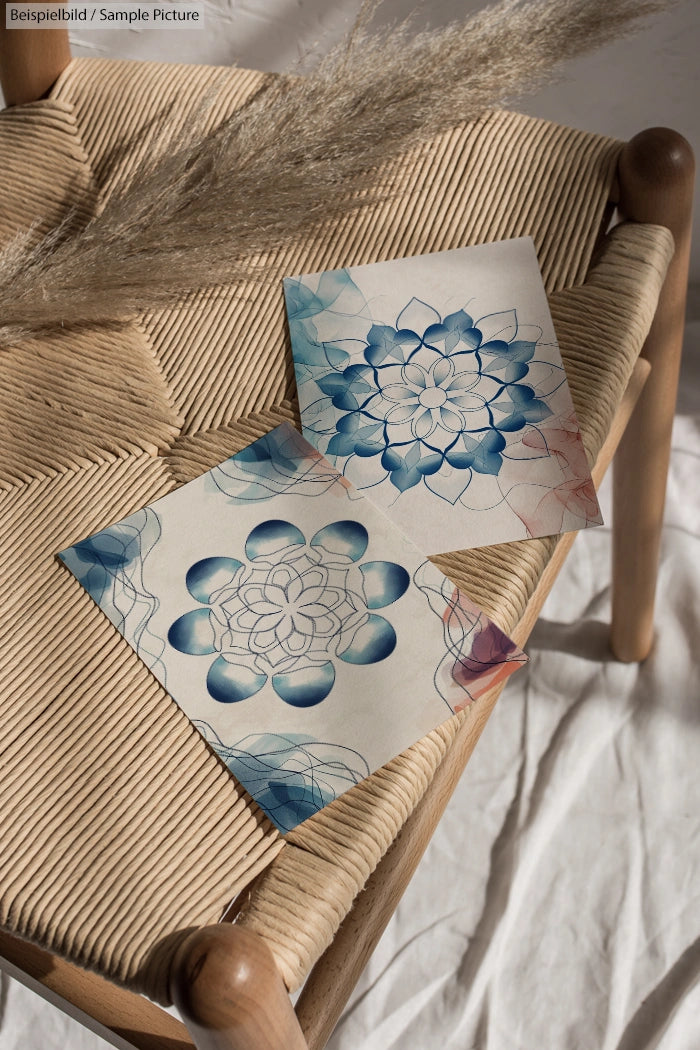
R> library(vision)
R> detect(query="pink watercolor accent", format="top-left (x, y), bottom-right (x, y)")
top-left (443, 588), bottom-right (526, 712)
top-left (506, 413), bottom-right (601, 535)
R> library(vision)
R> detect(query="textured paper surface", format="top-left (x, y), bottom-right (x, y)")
top-left (58, 423), bottom-right (525, 831)
top-left (286, 237), bottom-right (602, 554)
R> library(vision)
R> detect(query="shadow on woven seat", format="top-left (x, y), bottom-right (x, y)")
top-left (0, 37), bottom-right (692, 1050)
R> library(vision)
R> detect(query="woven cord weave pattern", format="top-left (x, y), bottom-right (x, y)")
top-left (0, 100), bottom-right (95, 243)
top-left (0, 56), bottom-right (673, 1001)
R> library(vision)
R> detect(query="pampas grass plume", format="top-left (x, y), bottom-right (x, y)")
top-left (0, 0), bottom-right (674, 339)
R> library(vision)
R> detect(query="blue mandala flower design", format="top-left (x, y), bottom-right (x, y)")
top-left (306, 296), bottom-right (554, 495)
top-left (168, 519), bottom-right (409, 707)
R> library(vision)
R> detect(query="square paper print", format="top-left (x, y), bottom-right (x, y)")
top-left (58, 424), bottom-right (525, 832)
top-left (285, 237), bottom-right (602, 554)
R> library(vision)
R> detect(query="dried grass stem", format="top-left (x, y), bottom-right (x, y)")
top-left (0, 0), bottom-right (673, 339)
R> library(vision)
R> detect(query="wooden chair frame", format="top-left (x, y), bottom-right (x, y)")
top-left (0, 16), bottom-right (694, 1050)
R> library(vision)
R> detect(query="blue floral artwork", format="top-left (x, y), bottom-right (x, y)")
top-left (58, 423), bottom-right (526, 832)
top-left (168, 519), bottom-right (410, 707)
top-left (285, 237), bottom-right (602, 554)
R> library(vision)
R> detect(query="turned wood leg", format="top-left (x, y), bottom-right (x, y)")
top-left (611, 127), bottom-right (694, 662)
top-left (0, 1), bottom-right (70, 106)
top-left (170, 924), bottom-right (308, 1050)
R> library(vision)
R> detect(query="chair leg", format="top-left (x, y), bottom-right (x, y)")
top-left (0, 1), bottom-right (70, 106)
top-left (611, 127), bottom-right (694, 662)
top-left (170, 924), bottom-right (308, 1050)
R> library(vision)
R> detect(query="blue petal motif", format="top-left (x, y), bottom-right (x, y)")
top-left (442, 310), bottom-right (480, 354)
top-left (71, 533), bottom-right (135, 571)
top-left (168, 608), bottom-right (218, 655)
top-left (360, 561), bottom-right (410, 609)
top-left (245, 520), bottom-right (305, 560)
top-left (327, 431), bottom-right (359, 458)
top-left (65, 528), bottom-right (146, 605)
top-left (503, 362), bottom-right (530, 383)
top-left (354, 440), bottom-right (385, 457)
top-left (422, 322), bottom-right (450, 346)
top-left (364, 324), bottom-right (419, 366)
top-left (317, 372), bottom-right (354, 402)
top-left (265, 780), bottom-right (327, 828)
top-left (207, 656), bottom-right (267, 702)
top-left (381, 447), bottom-right (403, 472)
top-left (521, 400), bottom-right (552, 423)
top-left (471, 432), bottom-right (507, 475)
top-left (186, 557), bottom-right (244, 603)
top-left (310, 520), bottom-right (369, 562)
top-left (271, 661), bottom-right (336, 706)
top-left (390, 464), bottom-right (422, 492)
top-left (337, 411), bottom-right (361, 434)
top-left (444, 448), bottom-right (474, 469)
top-left (59, 510), bottom-right (166, 676)
top-left (417, 453), bottom-right (443, 475)
top-left (296, 290), bottom-right (550, 508)
top-left (339, 614), bottom-right (396, 664)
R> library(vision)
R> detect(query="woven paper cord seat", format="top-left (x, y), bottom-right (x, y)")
top-left (0, 53), bottom-right (689, 1047)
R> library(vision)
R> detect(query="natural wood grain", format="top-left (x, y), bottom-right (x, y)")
top-left (295, 357), bottom-right (651, 1050)
top-left (0, 0), bottom-right (70, 106)
top-left (0, 928), bottom-right (193, 1050)
top-left (612, 128), bottom-right (695, 661)
top-left (170, 925), bottom-right (308, 1050)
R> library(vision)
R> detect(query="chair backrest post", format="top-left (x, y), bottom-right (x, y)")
top-left (0, 1), bottom-right (70, 106)
top-left (611, 127), bottom-right (694, 661)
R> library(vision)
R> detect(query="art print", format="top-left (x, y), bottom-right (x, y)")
top-left (59, 424), bottom-right (525, 831)
top-left (285, 238), bottom-right (601, 554)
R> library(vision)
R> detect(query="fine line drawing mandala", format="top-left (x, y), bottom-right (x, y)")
top-left (285, 237), bottom-right (602, 555)
top-left (58, 423), bottom-right (526, 832)
top-left (167, 518), bottom-right (411, 708)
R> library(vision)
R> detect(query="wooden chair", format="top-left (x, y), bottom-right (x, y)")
top-left (0, 16), bottom-right (693, 1050)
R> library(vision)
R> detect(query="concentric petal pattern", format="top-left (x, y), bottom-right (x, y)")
top-left (311, 297), bottom-right (554, 495)
top-left (168, 519), bottom-right (410, 706)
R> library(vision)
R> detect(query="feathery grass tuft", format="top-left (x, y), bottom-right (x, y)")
top-left (0, 0), bottom-right (673, 340)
